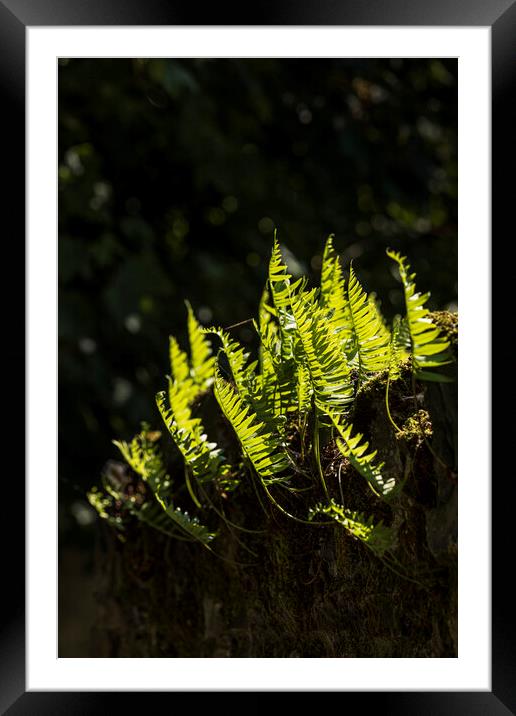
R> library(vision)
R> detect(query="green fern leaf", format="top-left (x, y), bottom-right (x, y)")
top-left (319, 235), bottom-right (354, 347)
top-left (156, 390), bottom-right (232, 486)
top-left (214, 371), bottom-right (291, 483)
top-left (329, 412), bottom-right (396, 499)
top-left (155, 503), bottom-right (216, 544)
top-left (290, 289), bottom-right (354, 413)
top-left (186, 301), bottom-right (216, 388)
top-left (387, 250), bottom-right (451, 379)
top-left (169, 336), bottom-right (190, 384)
top-left (113, 427), bottom-right (170, 497)
top-left (296, 363), bottom-right (313, 415)
top-left (110, 430), bottom-right (216, 544)
top-left (347, 264), bottom-right (391, 379)
top-left (309, 499), bottom-right (393, 556)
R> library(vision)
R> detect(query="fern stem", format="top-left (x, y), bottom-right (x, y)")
top-left (184, 466), bottom-right (203, 509)
top-left (197, 482), bottom-right (265, 535)
top-left (337, 462), bottom-right (345, 507)
top-left (385, 373), bottom-right (402, 433)
top-left (313, 409), bottom-right (329, 499)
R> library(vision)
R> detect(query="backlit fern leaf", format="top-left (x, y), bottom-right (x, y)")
top-left (155, 504), bottom-right (216, 543)
top-left (113, 427), bottom-right (170, 497)
top-left (203, 326), bottom-right (258, 398)
top-left (186, 301), bottom-right (216, 388)
top-left (255, 317), bottom-right (298, 419)
top-left (268, 235), bottom-right (305, 311)
top-left (290, 289), bottom-right (354, 413)
top-left (329, 412), bottom-right (397, 499)
top-left (110, 431), bottom-right (216, 545)
top-left (169, 336), bottom-right (190, 383)
top-left (296, 363), bottom-right (313, 415)
top-left (319, 235), bottom-right (353, 348)
top-left (214, 370), bottom-right (291, 483)
top-left (387, 249), bottom-right (451, 380)
top-left (386, 315), bottom-right (409, 383)
top-left (156, 390), bottom-right (232, 487)
top-left (347, 264), bottom-right (391, 379)
top-left (309, 499), bottom-right (394, 556)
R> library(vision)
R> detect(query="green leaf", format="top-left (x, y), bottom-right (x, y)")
top-left (387, 249), bottom-right (452, 375)
top-left (309, 499), bottom-right (394, 556)
top-left (186, 301), bottom-right (216, 388)
top-left (214, 370), bottom-right (291, 483)
top-left (290, 289), bottom-right (354, 413)
top-left (347, 263), bottom-right (391, 379)
top-left (329, 411), bottom-right (397, 499)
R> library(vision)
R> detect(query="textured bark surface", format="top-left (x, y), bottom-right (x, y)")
top-left (91, 312), bottom-right (458, 658)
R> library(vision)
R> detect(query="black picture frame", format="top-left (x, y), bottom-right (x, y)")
top-left (2, 0), bottom-right (509, 712)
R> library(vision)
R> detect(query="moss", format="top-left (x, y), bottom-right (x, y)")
top-left (430, 310), bottom-right (458, 352)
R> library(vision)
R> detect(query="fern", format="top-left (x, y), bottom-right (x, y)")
top-left (92, 234), bottom-right (456, 568)
top-left (186, 301), bottom-right (216, 388)
top-left (156, 390), bottom-right (232, 488)
top-left (214, 370), bottom-right (291, 483)
top-left (203, 326), bottom-right (257, 398)
top-left (268, 235), bottom-right (305, 311)
top-left (135, 498), bottom-right (215, 544)
top-left (347, 263), bottom-right (391, 379)
top-left (113, 427), bottom-right (170, 497)
top-left (97, 432), bottom-right (216, 546)
top-left (290, 289), bottom-right (354, 413)
top-left (309, 500), bottom-right (394, 557)
top-left (319, 235), bottom-right (353, 348)
top-left (387, 249), bottom-right (451, 380)
top-left (329, 412), bottom-right (396, 499)
top-left (295, 363), bottom-right (313, 416)
top-left (255, 317), bottom-right (299, 420)
top-left (169, 336), bottom-right (190, 383)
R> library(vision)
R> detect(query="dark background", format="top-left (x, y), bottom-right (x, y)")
top-left (58, 58), bottom-right (457, 654)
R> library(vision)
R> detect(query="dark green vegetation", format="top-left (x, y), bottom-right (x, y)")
top-left (89, 238), bottom-right (458, 657)
top-left (59, 59), bottom-right (457, 506)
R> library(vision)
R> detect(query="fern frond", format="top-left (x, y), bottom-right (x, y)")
top-left (186, 301), bottom-right (216, 388)
top-left (268, 235), bottom-right (306, 312)
top-left (168, 376), bottom-right (199, 430)
top-left (203, 326), bottom-right (258, 399)
top-left (156, 390), bottom-right (232, 487)
top-left (258, 284), bottom-right (275, 327)
top-left (152, 502), bottom-right (216, 544)
top-left (319, 235), bottom-right (354, 347)
top-left (214, 371), bottom-right (291, 483)
top-left (320, 234), bottom-right (338, 307)
top-left (309, 499), bottom-right (394, 556)
top-left (113, 427), bottom-right (170, 497)
top-left (329, 412), bottom-right (396, 499)
top-left (296, 363), bottom-right (313, 415)
top-left (387, 249), bottom-right (451, 380)
top-left (290, 290), bottom-right (354, 413)
top-left (169, 336), bottom-right (190, 383)
top-left (87, 486), bottom-right (125, 529)
top-left (255, 317), bottom-right (299, 420)
top-left (108, 429), bottom-right (216, 543)
top-left (347, 264), bottom-right (391, 379)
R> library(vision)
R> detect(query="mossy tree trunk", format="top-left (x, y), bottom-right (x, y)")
top-left (91, 313), bottom-right (458, 658)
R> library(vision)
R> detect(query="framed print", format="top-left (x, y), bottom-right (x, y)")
top-left (1, 0), bottom-right (511, 711)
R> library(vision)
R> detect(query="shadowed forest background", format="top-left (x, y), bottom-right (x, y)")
top-left (58, 58), bottom-right (457, 654)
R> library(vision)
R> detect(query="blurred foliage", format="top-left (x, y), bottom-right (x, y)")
top-left (58, 58), bottom-right (457, 508)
